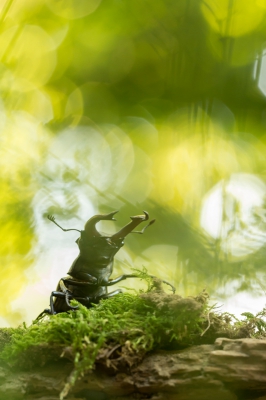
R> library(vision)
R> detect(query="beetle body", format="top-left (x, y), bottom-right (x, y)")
top-left (68, 233), bottom-right (124, 283)
top-left (37, 210), bottom-right (175, 318)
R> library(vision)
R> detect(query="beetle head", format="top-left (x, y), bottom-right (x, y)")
top-left (84, 210), bottom-right (155, 240)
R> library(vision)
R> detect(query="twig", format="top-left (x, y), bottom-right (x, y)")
top-left (201, 312), bottom-right (211, 337)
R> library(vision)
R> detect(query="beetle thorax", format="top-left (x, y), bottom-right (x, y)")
top-left (78, 232), bottom-right (124, 267)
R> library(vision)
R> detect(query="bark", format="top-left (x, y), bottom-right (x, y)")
top-left (1, 337), bottom-right (266, 400)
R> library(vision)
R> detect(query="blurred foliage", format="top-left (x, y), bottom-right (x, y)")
top-left (1, 0), bottom-right (266, 326)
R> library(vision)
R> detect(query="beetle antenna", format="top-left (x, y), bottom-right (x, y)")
top-left (130, 219), bottom-right (156, 234)
top-left (47, 215), bottom-right (81, 233)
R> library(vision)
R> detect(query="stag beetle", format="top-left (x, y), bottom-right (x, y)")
top-left (37, 210), bottom-right (175, 318)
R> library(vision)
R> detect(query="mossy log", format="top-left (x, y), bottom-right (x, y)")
top-left (1, 283), bottom-right (266, 400)
top-left (1, 337), bottom-right (266, 400)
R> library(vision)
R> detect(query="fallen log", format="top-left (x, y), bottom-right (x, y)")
top-left (1, 337), bottom-right (266, 400)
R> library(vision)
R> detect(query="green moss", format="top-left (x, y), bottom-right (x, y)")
top-left (1, 272), bottom-right (266, 399)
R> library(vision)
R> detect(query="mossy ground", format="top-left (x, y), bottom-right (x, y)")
top-left (1, 273), bottom-right (266, 399)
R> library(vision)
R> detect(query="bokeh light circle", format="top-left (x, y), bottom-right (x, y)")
top-left (200, 173), bottom-right (266, 260)
top-left (201, 0), bottom-right (265, 37)
top-left (47, 0), bottom-right (102, 20)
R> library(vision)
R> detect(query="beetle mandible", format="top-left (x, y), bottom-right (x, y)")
top-left (38, 210), bottom-right (175, 318)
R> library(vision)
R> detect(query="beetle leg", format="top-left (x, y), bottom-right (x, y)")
top-left (105, 274), bottom-right (138, 286)
top-left (59, 279), bottom-right (79, 310)
top-left (130, 219), bottom-right (156, 234)
top-left (47, 215), bottom-right (81, 233)
top-left (35, 292), bottom-right (66, 319)
top-left (50, 291), bottom-right (66, 314)
top-left (35, 308), bottom-right (51, 320)
top-left (106, 274), bottom-right (176, 293)
top-left (97, 289), bottom-right (122, 299)
top-left (65, 291), bottom-right (79, 309)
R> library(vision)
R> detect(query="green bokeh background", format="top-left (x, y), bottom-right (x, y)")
top-left (2, 0), bottom-right (266, 326)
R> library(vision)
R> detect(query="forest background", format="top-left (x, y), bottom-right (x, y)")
top-left (2, 0), bottom-right (266, 327)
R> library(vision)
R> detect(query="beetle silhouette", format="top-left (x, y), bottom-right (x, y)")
top-left (37, 210), bottom-right (175, 318)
